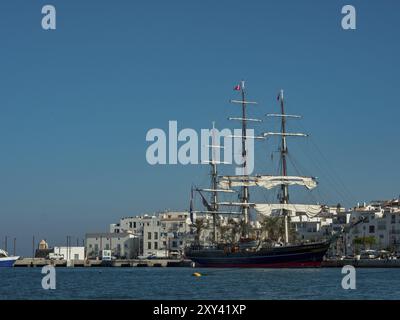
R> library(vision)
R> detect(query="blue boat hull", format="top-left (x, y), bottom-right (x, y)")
top-left (0, 257), bottom-right (19, 267)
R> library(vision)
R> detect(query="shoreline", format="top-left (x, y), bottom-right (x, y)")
top-left (8, 258), bottom-right (400, 268)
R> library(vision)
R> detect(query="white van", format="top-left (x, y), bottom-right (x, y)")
top-left (48, 253), bottom-right (64, 260)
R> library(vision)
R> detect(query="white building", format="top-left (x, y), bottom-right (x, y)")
top-left (290, 215), bottom-right (333, 242)
top-left (53, 246), bottom-right (85, 261)
top-left (157, 211), bottom-right (191, 257)
top-left (345, 199), bottom-right (400, 255)
top-left (85, 232), bottom-right (139, 259)
top-left (140, 211), bottom-right (191, 257)
top-left (286, 206), bottom-right (345, 242)
top-left (108, 211), bottom-right (191, 258)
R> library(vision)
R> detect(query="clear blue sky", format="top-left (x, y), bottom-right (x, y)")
top-left (0, 0), bottom-right (399, 256)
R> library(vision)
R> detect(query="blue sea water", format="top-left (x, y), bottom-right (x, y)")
top-left (0, 267), bottom-right (399, 300)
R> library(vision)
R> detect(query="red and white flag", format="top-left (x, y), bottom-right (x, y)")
top-left (233, 84), bottom-right (241, 91)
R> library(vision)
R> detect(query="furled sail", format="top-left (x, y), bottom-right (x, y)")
top-left (256, 176), bottom-right (317, 190)
top-left (218, 175), bottom-right (317, 190)
top-left (254, 203), bottom-right (322, 218)
top-left (218, 176), bottom-right (258, 188)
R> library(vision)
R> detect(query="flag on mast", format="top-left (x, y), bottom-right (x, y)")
top-left (233, 84), bottom-right (241, 91)
top-left (277, 89), bottom-right (284, 101)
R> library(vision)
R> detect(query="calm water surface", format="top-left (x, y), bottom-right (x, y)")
top-left (1, 268), bottom-right (399, 300)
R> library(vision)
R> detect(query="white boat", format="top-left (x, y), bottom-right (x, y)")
top-left (0, 249), bottom-right (19, 267)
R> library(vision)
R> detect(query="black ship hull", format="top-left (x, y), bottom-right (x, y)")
top-left (185, 241), bottom-right (330, 268)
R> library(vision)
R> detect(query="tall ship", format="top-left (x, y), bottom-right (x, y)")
top-left (185, 81), bottom-right (351, 268)
top-left (0, 249), bottom-right (19, 267)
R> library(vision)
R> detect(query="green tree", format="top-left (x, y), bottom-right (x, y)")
top-left (353, 236), bottom-right (376, 251)
top-left (194, 218), bottom-right (207, 244)
top-left (260, 216), bottom-right (297, 243)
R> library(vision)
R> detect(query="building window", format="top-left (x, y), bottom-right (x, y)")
top-left (129, 222), bottom-right (133, 228)
top-left (148, 242), bottom-right (152, 249)
top-left (172, 241), bottom-right (177, 248)
top-left (163, 241), bottom-right (167, 246)
top-left (154, 242), bottom-right (158, 250)
top-left (133, 222), bottom-right (136, 228)
top-left (369, 226), bottom-right (375, 233)
top-left (154, 232), bottom-right (158, 240)
top-left (148, 232), bottom-right (152, 240)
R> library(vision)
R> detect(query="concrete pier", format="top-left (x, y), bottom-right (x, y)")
top-left (13, 258), bottom-right (192, 268)
top-left (322, 259), bottom-right (400, 268)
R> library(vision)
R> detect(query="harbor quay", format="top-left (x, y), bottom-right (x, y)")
top-left (5, 198), bottom-right (400, 267)
top-left (14, 258), bottom-right (193, 268)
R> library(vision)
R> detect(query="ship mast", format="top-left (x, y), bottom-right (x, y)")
top-left (194, 122), bottom-right (236, 244)
top-left (240, 82), bottom-right (250, 236)
top-left (210, 122), bottom-right (219, 243)
top-left (278, 90), bottom-right (290, 244)
top-left (195, 82), bottom-right (262, 244)
top-left (228, 80), bottom-right (264, 238)
top-left (228, 81), bottom-right (261, 238)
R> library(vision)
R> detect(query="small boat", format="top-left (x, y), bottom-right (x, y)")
top-left (0, 249), bottom-right (19, 267)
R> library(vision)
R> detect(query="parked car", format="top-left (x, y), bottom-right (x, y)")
top-left (360, 250), bottom-right (379, 259)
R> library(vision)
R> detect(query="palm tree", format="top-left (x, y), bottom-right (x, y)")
top-left (218, 224), bottom-right (233, 244)
top-left (194, 218), bottom-right (207, 245)
top-left (261, 216), bottom-right (283, 242)
top-left (260, 216), bottom-right (298, 243)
